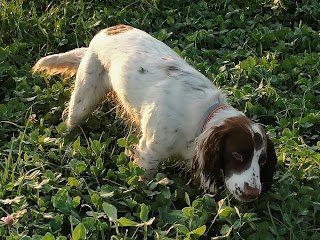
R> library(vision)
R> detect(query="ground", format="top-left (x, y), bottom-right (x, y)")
top-left (0, 0), bottom-right (319, 239)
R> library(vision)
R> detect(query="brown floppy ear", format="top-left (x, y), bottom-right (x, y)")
top-left (192, 126), bottom-right (225, 193)
top-left (261, 136), bottom-right (277, 192)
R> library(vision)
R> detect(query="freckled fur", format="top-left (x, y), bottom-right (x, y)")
top-left (32, 25), bottom-right (277, 202)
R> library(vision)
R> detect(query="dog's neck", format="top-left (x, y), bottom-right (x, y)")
top-left (203, 106), bottom-right (245, 131)
top-left (179, 89), bottom-right (242, 160)
top-left (198, 103), bottom-right (229, 134)
top-left (189, 89), bottom-right (244, 135)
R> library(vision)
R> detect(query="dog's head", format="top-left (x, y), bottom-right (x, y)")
top-left (192, 116), bottom-right (277, 202)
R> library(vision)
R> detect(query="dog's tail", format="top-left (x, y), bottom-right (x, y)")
top-left (32, 48), bottom-right (88, 78)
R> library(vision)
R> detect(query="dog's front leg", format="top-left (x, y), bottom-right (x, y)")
top-left (132, 136), bottom-right (166, 179)
top-left (134, 151), bottom-right (160, 180)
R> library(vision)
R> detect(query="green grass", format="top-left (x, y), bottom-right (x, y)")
top-left (0, 0), bottom-right (320, 239)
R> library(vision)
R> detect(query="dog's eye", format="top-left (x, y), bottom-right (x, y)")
top-left (232, 152), bottom-right (243, 162)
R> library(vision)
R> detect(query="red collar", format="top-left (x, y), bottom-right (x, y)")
top-left (199, 104), bottom-right (229, 134)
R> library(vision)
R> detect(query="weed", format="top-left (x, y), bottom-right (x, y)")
top-left (0, 0), bottom-right (319, 239)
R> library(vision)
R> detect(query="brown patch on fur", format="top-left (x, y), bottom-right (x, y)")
top-left (222, 116), bottom-right (255, 176)
top-left (207, 116), bottom-right (255, 174)
top-left (103, 25), bottom-right (134, 36)
top-left (253, 131), bottom-right (263, 149)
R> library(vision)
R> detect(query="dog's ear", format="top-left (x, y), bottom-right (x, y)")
top-left (192, 126), bottom-right (225, 193)
top-left (261, 136), bottom-right (277, 192)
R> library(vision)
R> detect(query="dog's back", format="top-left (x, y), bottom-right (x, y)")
top-left (33, 26), bottom-right (216, 129)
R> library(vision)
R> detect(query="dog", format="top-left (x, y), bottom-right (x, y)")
top-left (33, 25), bottom-right (277, 202)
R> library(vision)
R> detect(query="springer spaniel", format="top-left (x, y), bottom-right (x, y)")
top-left (33, 25), bottom-right (277, 202)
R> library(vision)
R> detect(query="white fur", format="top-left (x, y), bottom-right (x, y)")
top-left (33, 26), bottom-right (267, 201)
top-left (226, 148), bottom-right (262, 202)
top-left (225, 122), bottom-right (266, 201)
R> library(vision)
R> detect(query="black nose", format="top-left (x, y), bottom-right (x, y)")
top-left (242, 185), bottom-right (260, 200)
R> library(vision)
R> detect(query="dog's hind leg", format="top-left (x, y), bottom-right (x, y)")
top-left (66, 51), bottom-right (111, 129)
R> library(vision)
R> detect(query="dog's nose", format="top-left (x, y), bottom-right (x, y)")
top-left (242, 186), bottom-right (260, 200)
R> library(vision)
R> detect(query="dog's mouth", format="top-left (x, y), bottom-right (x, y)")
top-left (232, 188), bottom-right (261, 202)
top-left (225, 179), bottom-right (262, 203)
top-left (234, 194), bottom-right (259, 203)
